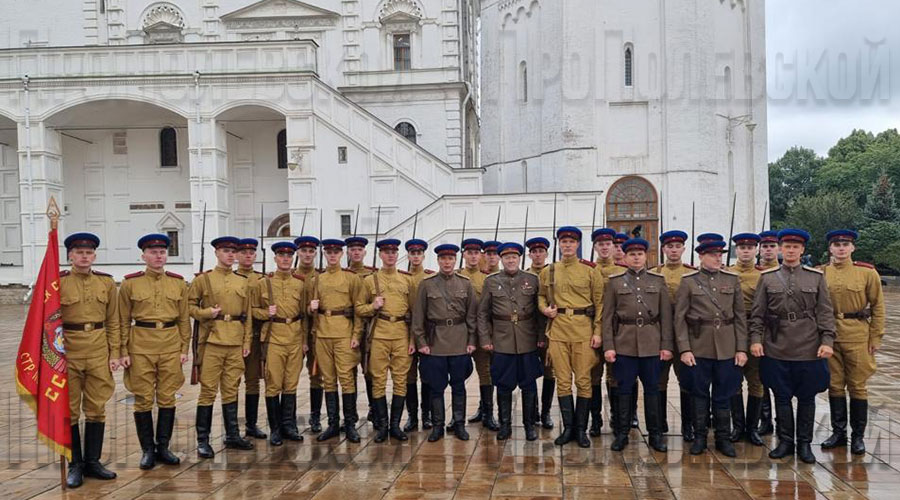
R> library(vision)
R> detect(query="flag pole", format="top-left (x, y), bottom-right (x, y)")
top-left (46, 197), bottom-right (65, 490)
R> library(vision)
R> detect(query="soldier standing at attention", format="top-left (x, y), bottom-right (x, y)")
top-left (591, 228), bottom-right (627, 435)
top-left (357, 238), bottom-right (415, 443)
top-left (294, 235), bottom-right (323, 432)
top-left (675, 237), bottom-right (747, 457)
top-left (235, 238), bottom-right (267, 440)
top-left (189, 236), bottom-right (253, 458)
top-left (602, 238), bottom-right (674, 453)
top-left (539, 227), bottom-right (604, 449)
top-left (726, 233), bottom-right (766, 446)
top-left (614, 233), bottom-right (628, 266)
top-left (60, 233), bottom-right (120, 488)
top-left (479, 242), bottom-right (545, 441)
top-left (820, 230), bottom-right (885, 455)
top-left (402, 238), bottom-right (434, 432)
top-left (756, 230), bottom-right (780, 435)
top-left (459, 238), bottom-right (499, 431)
top-left (652, 230), bottom-right (696, 441)
top-left (481, 240), bottom-right (501, 274)
top-left (308, 239), bottom-right (366, 443)
top-left (750, 229), bottom-right (835, 464)
top-left (345, 236), bottom-right (377, 425)
top-left (119, 234), bottom-right (190, 471)
top-left (526, 236), bottom-right (554, 429)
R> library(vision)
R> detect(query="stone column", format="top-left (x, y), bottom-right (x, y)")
top-left (188, 117), bottom-right (229, 271)
top-left (285, 114), bottom-right (316, 238)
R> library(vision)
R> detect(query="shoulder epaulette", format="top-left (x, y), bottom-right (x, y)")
top-left (60, 270), bottom-right (70, 277)
top-left (234, 271), bottom-right (248, 278)
top-left (803, 265), bottom-right (823, 274)
top-left (425, 269), bottom-right (435, 274)
top-left (165, 271), bottom-right (184, 279)
top-left (647, 270), bottom-right (664, 278)
top-left (683, 263), bottom-right (697, 270)
top-left (254, 270), bottom-right (265, 275)
top-left (456, 273), bottom-right (470, 280)
top-left (267, 272), bottom-right (275, 278)
top-left (720, 269), bottom-right (739, 276)
top-left (854, 261), bottom-right (875, 270)
top-left (125, 271), bottom-right (145, 279)
top-left (609, 271), bottom-right (626, 279)
top-left (486, 271), bottom-right (501, 278)
top-left (398, 269), bottom-right (412, 275)
top-left (755, 265), bottom-right (765, 271)
top-left (193, 269), bottom-right (212, 277)
top-left (365, 265), bottom-right (377, 271)
top-left (761, 266), bottom-right (781, 274)
top-left (682, 270), bottom-right (699, 278)
top-left (523, 270), bottom-right (539, 278)
top-left (91, 270), bottom-right (112, 277)
top-left (423, 273), bottom-right (441, 281)
top-left (292, 273), bottom-right (304, 280)
top-left (579, 259), bottom-right (597, 268)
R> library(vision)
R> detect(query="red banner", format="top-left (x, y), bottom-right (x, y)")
top-left (14, 228), bottom-right (71, 460)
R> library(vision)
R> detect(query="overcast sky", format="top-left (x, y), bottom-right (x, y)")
top-left (766, 0), bottom-right (900, 161)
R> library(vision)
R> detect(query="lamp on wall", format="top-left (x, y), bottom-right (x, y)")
top-left (288, 148), bottom-right (303, 171)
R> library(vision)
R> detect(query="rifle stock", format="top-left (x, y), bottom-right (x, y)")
top-left (190, 202), bottom-right (208, 385)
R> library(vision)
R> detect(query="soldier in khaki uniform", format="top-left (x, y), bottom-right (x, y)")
top-left (307, 239), bottom-right (366, 443)
top-left (750, 229), bottom-right (835, 464)
top-left (294, 235), bottom-right (323, 432)
top-left (479, 242), bottom-right (545, 441)
top-left (189, 236), bottom-right (253, 458)
top-left (675, 238), bottom-right (747, 457)
top-left (119, 234), bottom-right (190, 471)
top-left (481, 240), bottom-right (501, 274)
top-left (602, 238), bottom-right (674, 453)
top-left (60, 233), bottom-right (119, 488)
top-left (358, 239), bottom-right (415, 442)
top-left (345, 236), bottom-right (377, 424)
top-left (235, 238), bottom-right (267, 440)
top-left (614, 233), bottom-right (628, 264)
top-left (412, 243), bottom-right (478, 442)
top-left (820, 230), bottom-right (885, 455)
top-left (539, 227), bottom-right (604, 448)
top-left (252, 241), bottom-right (306, 445)
top-left (402, 238), bottom-right (434, 432)
top-left (526, 237), bottom-right (554, 429)
top-left (459, 238), bottom-right (499, 431)
top-left (756, 230), bottom-right (780, 435)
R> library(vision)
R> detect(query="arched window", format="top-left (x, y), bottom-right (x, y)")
top-left (395, 122), bottom-right (417, 144)
top-left (520, 61), bottom-right (528, 102)
top-left (606, 176), bottom-right (660, 263)
top-left (624, 46), bottom-right (634, 87)
top-left (277, 129), bottom-right (287, 169)
top-left (159, 127), bottom-right (177, 167)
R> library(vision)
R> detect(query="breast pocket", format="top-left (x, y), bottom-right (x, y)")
top-left (60, 289), bottom-right (81, 306)
top-left (165, 287), bottom-right (183, 304)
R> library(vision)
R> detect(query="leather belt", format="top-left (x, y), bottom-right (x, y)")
top-left (836, 310), bottom-right (870, 320)
top-left (63, 321), bottom-right (104, 331)
top-left (493, 312), bottom-right (534, 324)
top-left (556, 307), bottom-right (594, 317)
top-left (433, 317), bottom-right (466, 327)
top-left (776, 310), bottom-right (814, 322)
top-left (317, 308), bottom-right (353, 318)
top-left (619, 316), bottom-right (660, 327)
top-left (216, 314), bottom-right (247, 323)
top-left (689, 318), bottom-right (735, 328)
top-left (134, 320), bottom-right (177, 329)
top-left (377, 312), bottom-right (409, 323)
top-left (271, 316), bottom-right (301, 324)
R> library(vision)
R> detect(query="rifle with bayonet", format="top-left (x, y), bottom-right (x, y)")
top-left (363, 205), bottom-right (382, 375)
top-left (658, 190), bottom-right (664, 266)
top-left (690, 202), bottom-right (696, 267)
top-left (757, 201), bottom-right (768, 265)
top-left (545, 194), bottom-right (559, 369)
top-left (260, 204), bottom-right (266, 274)
top-left (521, 206), bottom-right (529, 270)
top-left (408, 208), bottom-right (419, 272)
top-left (458, 211), bottom-right (467, 269)
top-left (725, 193), bottom-right (737, 267)
top-left (292, 209), bottom-right (309, 270)
top-left (347, 204), bottom-right (359, 267)
top-left (190, 203), bottom-right (208, 385)
top-left (310, 209), bottom-right (324, 378)
top-left (589, 195), bottom-right (598, 263)
top-left (551, 193), bottom-right (558, 262)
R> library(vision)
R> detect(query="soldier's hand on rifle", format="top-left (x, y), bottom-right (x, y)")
top-left (418, 346), bottom-right (431, 355)
top-left (869, 342), bottom-right (879, 355)
top-left (242, 349), bottom-right (250, 357)
top-left (309, 299), bottom-right (320, 312)
top-left (373, 296), bottom-right (385, 310)
top-left (466, 344), bottom-right (476, 354)
top-left (109, 358), bottom-right (119, 371)
top-left (268, 304), bottom-right (277, 317)
top-left (660, 349), bottom-right (673, 361)
top-left (351, 339), bottom-right (359, 349)
top-left (537, 341), bottom-right (546, 348)
top-left (210, 304), bottom-right (222, 318)
top-left (408, 343), bottom-right (415, 355)
top-left (734, 351), bottom-right (747, 367)
top-left (817, 344), bottom-right (833, 359)
top-left (180, 354), bottom-right (189, 364)
top-left (482, 343), bottom-right (494, 351)
top-left (750, 343), bottom-right (764, 357)
top-left (590, 335), bottom-right (601, 349)
top-left (119, 355), bottom-right (131, 368)
top-left (680, 351), bottom-right (696, 367)
top-left (303, 344), bottom-right (309, 353)
top-left (604, 349), bottom-right (616, 363)
top-left (543, 305), bottom-right (558, 318)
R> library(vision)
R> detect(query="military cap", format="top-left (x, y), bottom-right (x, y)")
top-left (498, 242), bottom-right (524, 256)
top-left (614, 233), bottom-right (629, 244)
top-left (826, 229), bottom-right (858, 243)
top-left (778, 228), bottom-right (810, 244)
top-left (376, 238), bottom-right (401, 250)
top-left (525, 237), bottom-right (550, 250)
top-left (557, 226), bottom-right (582, 241)
top-left (482, 240), bottom-right (501, 253)
top-left (405, 238), bottom-right (428, 251)
top-left (64, 232), bottom-right (100, 251)
top-left (137, 233), bottom-right (170, 250)
top-left (271, 241), bottom-right (298, 254)
top-left (759, 230), bottom-right (778, 243)
top-left (592, 228), bottom-right (617, 242)
top-left (660, 230), bottom-right (689, 245)
top-left (211, 236), bottom-right (240, 249)
top-left (238, 238), bottom-right (258, 250)
top-left (622, 238), bottom-right (649, 253)
top-left (345, 236), bottom-right (368, 248)
top-left (294, 236), bottom-right (320, 249)
top-left (462, 238), bottom-right (484, 251)
top-left (732, 232), bottom-right (761, 246)
top-left (697, 233), bottom-right (724, 243)
top-left (435, 243), bottom-right (460, 256)
top-left (696, 240), bottom-right (727, 255)
top-left (321, 238), bottom-right (346, 250)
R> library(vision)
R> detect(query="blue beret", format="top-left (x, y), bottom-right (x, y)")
top-left (376, 238), bottom-right (401, 250)
top-left (525, 237), bottom-right (550, 250)
top-left (759, 230), bottom-right (778, 243)
top-left (345, 236), bottom-right (368, 247)
top-left (615, 233), bottom-right (629, 243)
top-left (322, 238), bottom-right (346, 249)
top-left (405, 238), bottom-right (428, 251)
top-left (294, 236), bottom-right (320, 248)
top-left (557, 226), bottom-right (582, 241)
top-left (271, 241), bottom-right (298, 253)
top-left (435, 243), bottom-right (460, 256)
top-left (778, 229), bottom-right (810, 244)
top-left (65, 232), bottom-right (100, 251)
top-left (622, 238), bottom-right (649, 253)
top-left (498, 242), bottom-right (524, 256)
top-left (238, 238), bottom-right (258, 250)
top-left (696, 240), bottom-right (727, 254)
top-left (211, 236), bottom-right (240, 249)
top-left (697, 233), bottom-right (724, 243)
top-left (826, 229), bottom-right (858, 243)
top-left (592, 228), bottom-right (617, 242)
top-left (660, 230), bottom-right (689, 244)
top-left (462, 238), bottom-right (483, 251)
top-left (732, 233), bottom-right (761, 246)
top-left (137, 233), bottom-right (170, 250)
top-left (482, 240), bottom-right (501, 252)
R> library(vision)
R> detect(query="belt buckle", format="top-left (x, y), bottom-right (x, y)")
top-left (565, 309), bottom-right (574, 317)
top-left (285, 317), bottom-right (293, 324)
top-left (84, 322), bottom-right (94, 332)
top-left (156, 321), bottom-right (164, 329)
top-left (390, 316), bottom-right (397, 323)
top-left (325, 310), bottom-right (332, 317)
top-left (787, 312), bottom-right (797, 322)
top-left (635, 317), bottom-right (645, 327)
top-left (714, 318), bottom-right (722, 329)
top-left (223, 314), bottom-right (232, 321)
top-left (510, 313), bottom-right (519, 324)
top-left (445, 319), bottom-right (454, 327)
top-left (836, 312), bottom-right (845, 319)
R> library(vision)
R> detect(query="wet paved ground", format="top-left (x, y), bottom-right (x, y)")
top-left (1, 295), bottom-right (899, 499)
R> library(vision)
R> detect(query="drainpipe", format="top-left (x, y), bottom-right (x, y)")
top-left (23, 75), bottom-right (36, 302)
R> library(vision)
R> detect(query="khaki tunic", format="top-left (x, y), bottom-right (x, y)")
top-left (529, 263), bottom-right (552, 378)
top-left (477, 270), bottom-right (545, 353)
top-left (601, 268), bottom-right (675, 357)
top-left (252, 270), bottom-right (305, 396)
top-left (236, 266), bottom-right (265, 394)
top-left (459, 266), bottom-right (491, 383)
top-left (411, 272), bottom-right (478, 355)
top-left (674, 269), bottom-right (748, 360)
top-left (726, 261), bottom-right (765, 397)
top-left (593, 258), bottom-right (624, 385)
top-left (358, 267), bottom-right (415, 397)
top-left (406, 264), bottom-right (435, 384)
top-left (652, 261), bottom-right (696, 389)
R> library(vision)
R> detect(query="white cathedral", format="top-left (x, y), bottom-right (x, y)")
top-left (0, 0), bottom-right (767, 284)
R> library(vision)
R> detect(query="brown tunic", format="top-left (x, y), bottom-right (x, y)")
top-left (477, 270), bottom-right (544, 354)
top-left (601, 267), bottom-right (674, 357)
top-left (674, 268), bottom-right (748, 360)
top-left (411, 272), bottom-right (477, 356)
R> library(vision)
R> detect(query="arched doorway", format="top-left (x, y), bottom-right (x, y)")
top-left (606, 176), bottom-right (659, 265)
top-left (267, 213), bottom-right (291, 237)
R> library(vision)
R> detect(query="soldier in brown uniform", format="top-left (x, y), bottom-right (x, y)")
top-left (119, 234), bottom-right (191, 470)
top-left (478, 242), bottom-right (545, 441)
top-left (820, 230), bottom-right (885, 455)
top-left (539, 227), bottom-right (604, 448)
top-left (750, 229), bottom-right (835, 464)
top-left (189, 236), bottom-right (253, 458)
top-left (459, 238), bottom-right (499, 431)
top-left (307, 239), bottom-right (366, 443)
top-left (756, 230), bottom-right (780, 435)
top-left (602, 238), bottom-right (674, 452)
top-left (675, 237), bottom-right (747, 457)
top-left (252, 241), bottom-right (306, 445)
top-left (412, 243), bottom-right (478, 442)
top-left (345, 236), bottom-right (377, 425)
top-left (60, 233), bottom-right (119, 488)
top-left (235, 238), bottom-right (267, 440)
top-left (526, 237), bottom-right (554, 429)
top-left (402, 238), bottom-right (434, 432)
top-left (294, 235), bottom-right (323, 432)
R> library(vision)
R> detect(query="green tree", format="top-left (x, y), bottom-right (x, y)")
top-left (783, 191), bottom-right (861, 265)
top-left (864, 172), bottom-right (900, 222)
top-left (856, 221), bottom-right (900, 273)
top-left (768, 147), bottom-right (824, 226)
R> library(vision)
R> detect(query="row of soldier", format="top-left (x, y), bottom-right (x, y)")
top-left (59, 224), bottom-right (884, 489)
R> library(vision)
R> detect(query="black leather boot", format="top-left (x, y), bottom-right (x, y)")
top-left (373, 397), bottom-right (389, 443)
top-left (266, 396), bottom-right (283, 446)
top-left (630, 387), bottom-right (640, 428)
top-left (554, 395), bottom-right (575, 446)
top-left (540, 377), bottom-right (555, 429)
top-left (522, 390), bottom-right (538, 441)
top-left (135, 411), bottom-right (156, 469)
top-left (66, 425), bottom-right (83, 488)
top-left (244, 393), bottom-right (267, 439)
top-left (611, 392), bottom-right (632, 451)
top-left (645, 391), bottom-right (667, 452)
top-left (343, 392), bottom-right (361, 443)
top-left (479, 385), bottom-right (499, 431)
top-left (452, 391), bottom-right (469, 441)
top-left (317, 392), bottom-right (341, 441)
top-left (280, 394), bottom-right (303, 441)
top-left (574, 397), bottom-right (591, 448)
top-left (730, 393), bottom-right (745, 443)
top-left (849, 399), bottom-right (867, 455)
top-left (821, 396), bottom-right (847, 449)
top-left (680, 390), bottom-right (695, 442)
top-left (768, 402), bottom-right (795, 459)
top-left (758, 387), bottom-right (774, 435)
top-left (403, 383), bottom-right (419, 432)
top-left (659, 388), bottom-right (669, 434)
top-left (155, 408), bottom-right (181, 465)
top-left (589, 385), bottom-right (603, 436)
top-left (421, 384), bottom-right (433, 430)
top-left (796, 402), bottom-right (816, 464)
top-left (744, 396), bottom-right (764, 446)
top-left (223, 402), bottom-right (254, 450)
top-left (428, 394), bottom-right (445, 442)
top-left (83, 421), bottom-right (117, 479)
top-left (497, 390), bottom-right (513, 441)
top-left (608, 385), bottom-right (619, 431)
top-left (714, 408), bottom-right (736, 457)
top-left (690, 396), bottom-right (709, 455)
top-left (196, 405), bottom-right (215, 458)
top-left (365, 376), bottom-right (375, 424)
top-left (309, 387), bottom-right (323, 433)
top-left (390, 395), bottom-right (408, 441)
